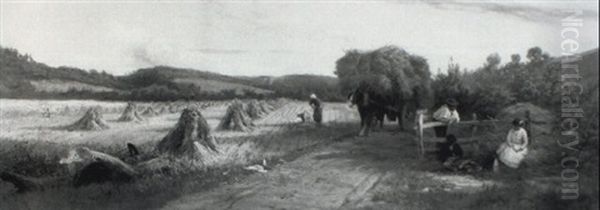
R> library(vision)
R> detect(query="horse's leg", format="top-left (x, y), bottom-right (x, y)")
top-left (364, 111), bottom-right (373, 136)
top-left (377, 111), bottom-right (384, 128)
top-left (397, 104), bottom-right (405, 131)
top-left (358, 107), bottom-right (367, 136)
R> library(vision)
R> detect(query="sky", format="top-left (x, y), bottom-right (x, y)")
top-left (1, 0), bottom-right (598, 76)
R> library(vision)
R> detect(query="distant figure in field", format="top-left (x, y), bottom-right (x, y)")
top-left (494, 118), bottom-right (529, 172)
top-left (309, 94), bottom-right (323, 124)
top-left (42, 107), bottom-right (52, 118)
top-left (432, 98), bottom-right (460, 137)
top-left (297, 110), bottom-right (312, 123)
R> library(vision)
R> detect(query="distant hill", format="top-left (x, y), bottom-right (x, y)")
top-left (0, 47), bottom-right (343, 101)
top-left (0, 48), bottom-right (125, 98)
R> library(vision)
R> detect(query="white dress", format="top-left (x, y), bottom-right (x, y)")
top-left (497, 127), bottom-right (529, 168)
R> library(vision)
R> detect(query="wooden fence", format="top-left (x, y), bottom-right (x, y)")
top-left (413, 111), bottom-right (532, 158)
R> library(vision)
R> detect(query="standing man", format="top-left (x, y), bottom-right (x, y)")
top-left (432, 98), bottom-right (460, 137)
top-left (309, 93), bottom-right (323, 124)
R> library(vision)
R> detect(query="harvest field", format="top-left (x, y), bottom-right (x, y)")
top-left (1, 1), bottom-right (598, 209)
top-left (1, 99), bottom-right (597, 210)
top-left (0, 98), bottom-right (362, 209)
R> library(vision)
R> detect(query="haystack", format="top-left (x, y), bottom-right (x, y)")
top-left (66, 107), bottom-right (110, 131)
top-left (158, 106), bottom-right (168, 114)
top-left (168, 104), bottom-right (178, 113)
top-left (246, 100), bottom-right (266, 119)
top-left (200, 102), bottom-right (212, 110)
top-left (497, 102), bottom-right (554, 134)
top-left (217, 100), bottom-right (254, 131)
top-left (267, 98), bottom-right (287, 110)
top-left (62, 106), bottom-right (72, 114)
top-left (141, 106), bottom-right (159, 117)
top-left (118, 103), bottom-right (144, 122)
top-left (259, 101), bottom-right (275, 113)
top-left (156, 108), bottom-right (219, 157)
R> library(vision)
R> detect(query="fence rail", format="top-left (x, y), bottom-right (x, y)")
top-left (413, 111), bottom-right (532, 158)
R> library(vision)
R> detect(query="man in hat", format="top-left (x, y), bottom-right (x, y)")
top-left (432, 98), bottom-right (460, 137)
top-left (309, 93), bottom-right (323, 124)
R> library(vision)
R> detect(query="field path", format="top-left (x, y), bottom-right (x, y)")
top-left (160, 130), bottom-right (418, 210)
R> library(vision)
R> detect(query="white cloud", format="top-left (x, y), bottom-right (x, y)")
top-left (1, 1), bottom-right (598, 76)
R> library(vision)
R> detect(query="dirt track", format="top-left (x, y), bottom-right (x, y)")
top-left (160, 130), bottom-right (441, 210)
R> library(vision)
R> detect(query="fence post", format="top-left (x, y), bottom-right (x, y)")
top-left (416, 112), bottom-right (425, 158)
top-left (525, 110), bottom-right (533, 144)
top-left (471, 113), bottom-right (479, 154)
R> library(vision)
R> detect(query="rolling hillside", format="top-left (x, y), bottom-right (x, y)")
top-left (0, 47), bottom-right (342, 101)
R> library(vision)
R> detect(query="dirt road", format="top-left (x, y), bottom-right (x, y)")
top-left (161, 133), bottom-right (389, 210)
top-left (160, 128), bottom-right (493, 210)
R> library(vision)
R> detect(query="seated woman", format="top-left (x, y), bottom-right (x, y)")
top-left (494, 118), bottom-right (529, 172)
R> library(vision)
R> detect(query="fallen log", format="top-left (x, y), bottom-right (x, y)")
top-left (0, 172), bottom-right (69, 193)
top-left (60, 147), bottom-right (138, 187)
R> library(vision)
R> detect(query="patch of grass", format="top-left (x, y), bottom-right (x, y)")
top-left (0, 112), bottom-right (357, 209)
top-left (368, 129), bottom-right (599, 210)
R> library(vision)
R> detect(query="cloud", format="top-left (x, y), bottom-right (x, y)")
top-left (190, 48), bottom-right (298, 55)
top-left (266, 49), bottom-right (297, 54)
top-left (192, 48), bottom-right (248, 54)
top-left (423, 0), bottom-right (598, 23)
top-left (132, 44), bottom-right (180, 67)
top-left (132, 46), bottom-right (159, 66)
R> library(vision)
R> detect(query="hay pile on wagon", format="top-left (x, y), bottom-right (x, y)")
top-left (335, 45), bottom-right (433, 110)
